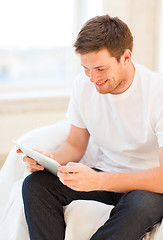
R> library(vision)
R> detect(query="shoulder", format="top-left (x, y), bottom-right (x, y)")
top-left (135, 63), bottom-right (163, 91)
top-left (135, 63), bottom-right (163, 82)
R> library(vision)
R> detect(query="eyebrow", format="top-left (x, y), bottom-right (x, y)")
top-left (81, 64), bottom-right (107, 69)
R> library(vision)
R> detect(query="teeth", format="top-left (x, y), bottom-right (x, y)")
top-left (96, 80), bottom-right (106, 86)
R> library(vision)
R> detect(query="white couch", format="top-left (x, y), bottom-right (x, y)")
top-left (0, 120), bottom-right (163, 240)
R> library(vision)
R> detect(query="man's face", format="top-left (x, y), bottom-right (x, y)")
top-left (80, 48), bottom-right (129, 95)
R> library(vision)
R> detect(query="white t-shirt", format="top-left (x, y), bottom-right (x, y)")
top-left (67, 63), bottom-right (163, 173)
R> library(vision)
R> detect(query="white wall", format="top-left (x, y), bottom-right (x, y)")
top-left (102, 0), bottom-right (161, 71)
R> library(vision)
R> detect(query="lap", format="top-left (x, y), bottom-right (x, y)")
top-left (23, 170), bottom-right (163, 210)
top-left (22, 170), bottom-right (123, 207)
top-left (23, 171), bottom-right (163, 239)
top-left (118, 190), bottom-right (163, 212)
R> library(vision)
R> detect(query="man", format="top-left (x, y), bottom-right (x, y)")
top-left (21, 15), bottom-right (163, 240)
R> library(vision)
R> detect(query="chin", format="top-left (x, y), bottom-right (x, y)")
top-left (95, 83), bottom-right (113, 95)
top-left (96, 88), bottom-right (111, 94)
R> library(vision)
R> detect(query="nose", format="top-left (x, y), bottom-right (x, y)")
top-left (89, 70), bottom-right (98, 83)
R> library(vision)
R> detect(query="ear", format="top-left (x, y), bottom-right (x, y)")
top-left (120, 49), bottom-right (132, 66)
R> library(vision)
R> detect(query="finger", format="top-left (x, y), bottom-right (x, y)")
top-left (26, 166), bottom-right (44, 173)
top-left (59, 177), bottom-right (79, 191)
top-left (26, 165), bottom-right (39, 173)
top-left (16, 149), bottom-right (23, 153)
top-left (57, 171), bottom-right (69, 180)
top-left (58, 165), bottom-right (80, 174)
top-left (58, 176), bottom-right (76, 188)
top-left (26, 163), bottom-right (44, 172)
top-left (23, 156), bottom-right (38, 165)
top-left (57, 171), bottom-right (76, 182)
top-left (66, 162), bottom-right (77, 166)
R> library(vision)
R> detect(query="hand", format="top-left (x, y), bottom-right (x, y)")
top-left (57, 162), bottom-right (102, 192)
top-left (16, 148), bottom-right (51, 173)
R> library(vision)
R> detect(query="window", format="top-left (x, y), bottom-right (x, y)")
top-left (0, 0), bottom-right (102, 95)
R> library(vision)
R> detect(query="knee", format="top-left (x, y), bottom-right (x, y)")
top-left (22, 170), bottom-right (63, 201)
top-left (22, 171), bottom-right (57, 200)
top-left (22, 172), bottom-right (41, 201)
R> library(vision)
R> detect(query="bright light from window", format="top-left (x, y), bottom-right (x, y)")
top-left (0, 0), bottom-right (103, 87)
top-left (0, 0), bottom-right (74, 49)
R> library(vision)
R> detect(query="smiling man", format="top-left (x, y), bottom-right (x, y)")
top-left (21, 15), bottom-right (163, 240)
top-left (80, 48), bottom-right (134, 94)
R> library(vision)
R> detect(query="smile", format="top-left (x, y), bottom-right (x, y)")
top-left (95, 80), bottom-right (108, 87)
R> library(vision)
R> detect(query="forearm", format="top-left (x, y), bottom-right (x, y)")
top-left (98, 166), bottom-right (163, 194)
top-left (50, 125), bottom-right (90, 166)
top-left (51, 141), bottom-right (85, 166)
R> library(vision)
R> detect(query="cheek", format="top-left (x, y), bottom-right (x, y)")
top-left (104, 70), bottom-right (111, 80)
top-left (106, 68), bottom-right (119, 80)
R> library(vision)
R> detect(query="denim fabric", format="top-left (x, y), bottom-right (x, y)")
top-left (22, 170), bottom-right (163, 240)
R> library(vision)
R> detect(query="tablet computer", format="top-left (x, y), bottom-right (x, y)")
top-left (14, 141), bottom-right (60, 175)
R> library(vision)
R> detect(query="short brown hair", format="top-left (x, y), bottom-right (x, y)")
top-left (74, 14), bottom-right (133, 61)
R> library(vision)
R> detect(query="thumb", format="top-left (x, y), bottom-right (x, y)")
top-left (66, 162), bottom-right (78, 167)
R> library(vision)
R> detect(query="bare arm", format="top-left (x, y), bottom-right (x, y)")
top-left (19, 124), bottom-right (90, 173)
top-left (58, 147), bottom-right (163, 194)
top-left (51, 124), bottom-right (90, 165)
top-left (98, 147), bottom-right (163, 193)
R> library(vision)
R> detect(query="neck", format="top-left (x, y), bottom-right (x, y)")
top-left (113, 61), bottom-right (135, 95)
top-left (125, 61), bottom-right (135, 90)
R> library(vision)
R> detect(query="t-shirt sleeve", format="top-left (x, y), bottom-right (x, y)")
top-left (155, 114), bottom-right (163, 148)
top-left (154, 93), bottom-right (163, 147)
top-left (66, 75), bottom-right (87, 129)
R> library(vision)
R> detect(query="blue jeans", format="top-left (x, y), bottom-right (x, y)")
top-left (22, 170), bottom-right (163, 240)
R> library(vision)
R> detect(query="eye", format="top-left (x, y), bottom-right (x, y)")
top-left (98, 68), bottom-right (106, 72)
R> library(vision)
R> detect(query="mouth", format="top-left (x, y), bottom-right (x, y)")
top-left (95, 80), bottom-right (108, 87)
